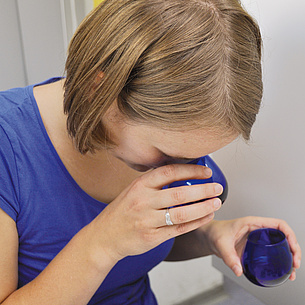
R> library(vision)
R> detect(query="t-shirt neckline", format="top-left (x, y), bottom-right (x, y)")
top-left (27, 77), bottom-right (107, 207)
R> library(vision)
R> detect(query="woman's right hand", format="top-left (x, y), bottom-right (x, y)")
top-left (90, 163), bottom-right (223, 264)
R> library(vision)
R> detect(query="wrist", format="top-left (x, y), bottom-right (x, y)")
top-left (79, 221), bottom-right (122, 273)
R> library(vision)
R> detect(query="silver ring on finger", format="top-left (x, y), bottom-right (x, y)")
top-left (165, 208), bottom-right (174, 226)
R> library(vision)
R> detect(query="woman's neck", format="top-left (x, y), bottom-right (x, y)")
top-left (33, 79), bottom-right (141, 203)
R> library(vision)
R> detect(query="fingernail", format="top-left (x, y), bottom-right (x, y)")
top-left (232, 265), bottom-right (242, 276)
top-left (204, 167), bottom-right (212, 176)
top-left (214, 198), bottom-right (221, 209)
top-left (215, 184), bottom-right (223, 194)
top-left (297, 259), bottom-right (301, 269)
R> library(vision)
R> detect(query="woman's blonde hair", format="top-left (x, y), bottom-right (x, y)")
top-left (64, 0), bottom-right (263, 153)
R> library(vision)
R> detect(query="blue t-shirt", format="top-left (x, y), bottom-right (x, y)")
top-left (0, 78), bottom-right (174, 304)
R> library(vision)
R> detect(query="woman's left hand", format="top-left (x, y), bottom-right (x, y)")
top-left (202, 217), bottom-right (302, 280)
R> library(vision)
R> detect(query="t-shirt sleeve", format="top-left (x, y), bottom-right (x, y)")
top-left (0, 124), bottom-right (20, 221)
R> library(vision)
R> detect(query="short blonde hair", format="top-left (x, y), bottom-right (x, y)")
top-left (64, 0), bottom-right (263, 153)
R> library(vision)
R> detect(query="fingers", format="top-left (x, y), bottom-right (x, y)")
top-left (155, 198), bottom-right (222, 227)
top-left (289, 239), bottom-right (302, 271)
top-left (289, 269), bottom-right (297, 281)
top-left (156, 183), bottom-right (223, 209)
top-left (278, 222), bottom-right (302, 271)
top-left (243, 217), bottom-right (302, 280)
top-left (244, 216), bottom-right (302, 273)
top-left (159, 213), bottom-right (216, 241)
top-left (260, 217), bottom-right (302, 273)
top-left (215, 238), bottom-right (243, 277)
top-left (142, 163), bottom-right (212, 189)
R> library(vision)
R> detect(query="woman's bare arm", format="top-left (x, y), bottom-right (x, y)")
top-left (0, 209), bottom-right (18, 303)
top-left (0, 209), bottom-right (118, 305)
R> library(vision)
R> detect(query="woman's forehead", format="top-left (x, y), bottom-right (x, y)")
top-left (143, 125), bottom-right (238, 158)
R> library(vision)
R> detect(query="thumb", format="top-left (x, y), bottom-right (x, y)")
top-left (218, 241), bottom-right (243, 277)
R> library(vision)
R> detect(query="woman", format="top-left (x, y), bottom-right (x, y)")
top-left (0, 0), bottom-right (301, 304)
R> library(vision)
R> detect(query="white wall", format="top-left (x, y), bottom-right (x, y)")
top-left (213, 1), bottom-right (305, 304)
top-left (0, 0), bottom-right (91, 90)
top-left (0, 0), bottom-right (27, 90)
top-left (17, 0), bottom-right (67, 84)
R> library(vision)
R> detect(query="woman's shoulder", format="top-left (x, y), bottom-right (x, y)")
top-left (0, 85), bottom-right (29, 116)
top-left (0, 78), bottom-right (63, 119)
